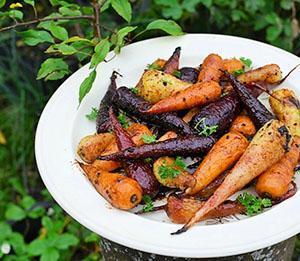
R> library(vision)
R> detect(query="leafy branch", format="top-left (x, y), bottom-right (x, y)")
top-left (0, 0), bottom-right (184, 103)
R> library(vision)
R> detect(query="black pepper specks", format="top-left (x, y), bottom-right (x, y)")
top-left (130, 194), bottom-right (138, 203)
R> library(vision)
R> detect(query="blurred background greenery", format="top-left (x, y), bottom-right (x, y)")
top-left (0, 0), bottom-right (300, 260)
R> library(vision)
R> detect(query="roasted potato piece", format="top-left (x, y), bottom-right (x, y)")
top-left (223, 58), bottom-right (243, 74)
top-left (237, 64), bottom-right (282, 84)
top-left (77, 133), bottom-right (114, 163)
top-left (153, 157), bottom-right (195, 190)
top-left (269, 88), bottom-right (300, 138)
top-left (80, 163), bottom-right (142, 210)
top-left (137, 70), bottom-right (191, 103)
top-left (230, 115), bottom-right (256, 137)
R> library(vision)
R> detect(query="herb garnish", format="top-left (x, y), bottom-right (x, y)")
top-left (142, 195), bottom-right (153, 212)
top-left (86, 107), bottom-right (99, 121)
top-left (194, 117), bottom-right (218, 137)
top-left (158, 157), bottom-right (187, 179)
top-left (147, 63), bottom-right (162, 70)
top-left (142, 134), bottom-right (157, 144)
top-left (130, 87), bottom-right (138, 94)
top-left (172, 70), bottom-right (181, 78)
top-left (240, 57), bottom-right (253, 69)
top-left (117, 112), bottom-right (129, 128)
top-left (237, 192), bottom-right (272, 216)
top-left (233, 68), bottom-right (245, 76)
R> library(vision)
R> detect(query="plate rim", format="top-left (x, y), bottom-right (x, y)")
top-left (35, 33), bottom-right (300, 258)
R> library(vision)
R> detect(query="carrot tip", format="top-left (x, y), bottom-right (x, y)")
top-left (171, 226), bottom-right (188, 235)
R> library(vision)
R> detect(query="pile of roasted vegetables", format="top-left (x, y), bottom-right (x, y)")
top-left (77, 47), bottom-right (300, 234)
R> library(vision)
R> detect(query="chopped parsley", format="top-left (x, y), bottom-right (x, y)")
top-left (158, 157), bottom-right (187, 179)
top-left (172, 70), bottom-right (181, 78)
top-left (240, 57), bottom-right (253, 69)
top-left (130, 87), bottom-right (138, 94)
top-left (194, 117), bottom-right (218, 137)
top-left (144, 158), bottom-right (153, 164)
top-left (86, 107), bottom-right (99, 121)
top-left (147, 62), bottom-right (162, 70)
top-left (117, 112), bottom-right (129, 128)
top-left (142, 195), bottom-right (153, 212)
top-left (142, 134), bottom-right (157, 144)
top-left (237, 192), bottom-right (272, 216)
top-left (233, 68), bottom-right (245, 76)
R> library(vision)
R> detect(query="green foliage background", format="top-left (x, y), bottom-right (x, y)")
top-left (0, 0), bottom-right (299, 260)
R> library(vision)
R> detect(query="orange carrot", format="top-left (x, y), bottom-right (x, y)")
top-left (198, 54), bottom-right (223, 82)
top-left (146, 81), bottom-right (221, 114)
top-left (183, 108), bottom-right (201, 123)
top-left (186, 131), bottom-right (249, 195)
top-left (230, 115), bottom-right (256, 137)
top-left (223, 58), bottom-right (243, 74)
top-left (256, 142), bottom-right (299, 199)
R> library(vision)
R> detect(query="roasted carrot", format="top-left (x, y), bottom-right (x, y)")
top-left (77, 133), bottom-right (115, 163)
top-left (93, 123), bottom-right (153, 171)
top-left (230, 115), bottom-right (256, 137)
top-left (256, 142), bottom-right (299, 199)
top-left (109, 108), bottom-right (159, 196)
top-left (223, 58), bottom-right (243, 74)
top-left (146, 81), bottom-right (221, 114)
top-left (183, 108), bottom-right (201, 123)
top-left (79, 163), bottom-right (142, 210)
top-left (237, 64), bottom-right (282, 84)
top-left (163, 47), bottom-right (181, 74)
top-left (186, 131), bottom-right (249, 195)
top-left (173, 120), bottom-right (291, 234)
top-left (166, 195), bottom-right (245, 224)
top-left (224, 71), bottom-right (274, 128)
top-left (158, 131), bottom-right (177, 141)
top-left (198, 54), bottom-right (223, 82)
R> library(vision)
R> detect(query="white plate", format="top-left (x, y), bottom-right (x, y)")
top-left (35, 34), bottom-right (300, 258)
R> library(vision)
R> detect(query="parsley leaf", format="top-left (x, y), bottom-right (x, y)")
top-left (233, 68), bottom-right (245, 76)
top-left (172, 70), bottom-right (181, 77)
top-left (240, 57), bottom-right (253, 69)
top-left (158, 157), bottom-right (187, 179)
top-left (194, 117), bottom-right (218, 137)
top-left (130, 87), bottom-right (138, 94)
top-left (142, 134), bottom-right (157, 144)
top-left (147, 62), bottom-right (162, 70)
top-left (237, 192), bottom-right (272, 216)
top-left (142, 195), bottom-right (153, 212)
top-left (117, 112), bottom-right (129, 128)
top-left (86, 107), bottom-right (99, 121)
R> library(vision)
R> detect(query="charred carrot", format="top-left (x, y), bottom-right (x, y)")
top-left (230, 115), bottom-right (256, 137)
top-left (198, 54), bottom-right (223, 82)
top-left (163, 47), bottom-right (181, 74)
top-left (146, 81), bottom-right (221, 114)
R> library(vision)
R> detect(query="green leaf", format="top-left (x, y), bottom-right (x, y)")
top-left (146, 19), bottom-right (184, 36)
top-left (111, 0), bottom-right (132, 22)
top-left (280, 0), bottom-right (293, 10)
top-left (24, 0), bottom-right (35, 6)
top-left (79, 70), bottom-right (97, 103)
top-left (37, 58), bottom-right (69, 80)
top-left (20, 195), bottom-right (35, 210)
top-left (28, 206), bottom-right (45, 218)
top-left (113, 26), bottom-right (137, 53)
top-left (0, 222), bottom-right (12, 240)
top-left (59, 6), bottom-right (81, 16)
top-left (142, 134), bottom-right (157, 144)
top-left (182, 0), bottom-right (212, 12)
top-left (155, 0), bottom-right (183, 20)
top-left (19, 30), bottom-right (54, 46)
top-left (9, 232), bottom-right (26, 255)
top-left (42, 216), bottom-right (54, 231)
top-left (142, 195), bottom-right (153, 212)
top-left (84, 233), bottom-right (99, 243)
top-left (49, 23), bottom-right (68, 41)
top-left (101, 0), bottom-right (111, 12)
top-left (46, 43), bottom-right (77, 55)
top-left (8, 10), bottom-right (23, 20)
top-left (5, 204), bottom-right (26, 221)
top-left (0, 0), bottom-right (6, 8)
top-left (266, 25), bottom-right (282, 42)
top-left (28, 239), bottom-right (48, 256)
top-left (64, 36), bottom-right (93, 44)
top-left (41, 248), bottom-right (59, 261)
top-left (86, 107), bottom-right (99, 121)
top-left (55, 234), bottom-right (79, 250)
top-left (90, 38), bottom-right (110, 69)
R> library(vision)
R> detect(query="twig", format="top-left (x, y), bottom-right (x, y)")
top-left (92, 0), bottom-right (101, 39)
top-left (0, 15), bottom-right (94, 32)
